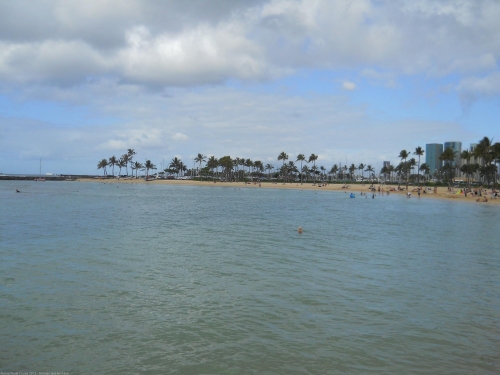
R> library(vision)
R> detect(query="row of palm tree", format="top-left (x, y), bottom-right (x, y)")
top-left (98, 149), bottom-right (157, 179)
top-left (98, 136), bottom-right (499, 186)
top-left (191, 153), bottom-right (378, 184)
top-left (454, 137), bottom-right (500, 188)
top-left (96, 150), bottom-right (429, 184)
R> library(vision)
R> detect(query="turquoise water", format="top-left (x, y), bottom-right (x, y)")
top-left (1, 181), bottom-right (499, 374)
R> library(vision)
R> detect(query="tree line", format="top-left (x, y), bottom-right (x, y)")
top-left (97, 136), bottom-right (500, 186)
top-left (97, 149), bottom-right (157, 179)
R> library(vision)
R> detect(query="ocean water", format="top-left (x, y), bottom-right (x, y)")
top-left (1, 181), bottom-right (499, 374)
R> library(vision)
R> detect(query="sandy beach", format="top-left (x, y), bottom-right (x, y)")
top-left (76, 178), bottom-right (500, 205)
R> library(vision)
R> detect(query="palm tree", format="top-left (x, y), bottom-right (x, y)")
top-left (238, 158), bottom-right (245, 179)
top-left (254, 160), bottom-right (264, 180)
top-left (473, 137), bottom-right (493, 185)
top-left (310, 165), bottom-right (319, 182)
top-left (296, 154), bottom-right (306, 184)
top-left (308, 154), bottom-right (318, 184)
top-left (97, 159), bottom-right (108, 176)
top-left (207, 156), bottom-right (218, 181)
top-left (118, 157), bottom-right (127, 177)
top-left (419, 163), bottom-right (430, 182)
top-left (132, 161), bottom-right (143, 179)
top-left (121, 153), bottom-right (130, 176)
top-left (287, 161), bottom-right (298, 181)
top-left (301, 165), bottom-right (309, 182)
top-left (278, 152), bottom-right (288, 182)
top-left (144, 160), bottom-right (156, 179)
top-left (409, 158), bottom-right (417, 182)
top-left (342, 165), bottom-right (348, 181)
top-left (381, 165), bottom-right (389, 182)
top-left (244, 159), bottom-right (253, 180)
top-left (460, 150), bottom-right (472, 187)
top-left (219, 156), bottom-right (233, 181)
top-left (493, 142), bottom-right (500, 187)
top-left (265, 164), bottom-right (274, 180)
top-left (232, 158), bottom-right (240, 181)
top-left (127, 149), bottom-right (136, 176)
top-left (233, 157), bottom-right (241, 181)
top-left (320, 166), bottom-right (326, 182)
top-left (399, 150), bottom-right (410, 190)
top-left (108, 156), bottom-right (117, 177)
top-left (169, 157), bottom-right (182, 177)
top-left (387, 165), bottom-right (395, 183)
top-left (414, 146), bottom-right (424, 186)
top-left (365, 165), bottom-right (374, 181)
top-left (440, 147), bottom-right (457, 187)
top-left (348, 164), bottom-right (356, 181)
top-left (194, 153), bottom-right (206, 181)
top-left (330, 164), bottom-right (339, 181)
top-left (358, 163), bottom-right (365, 181)
top-left (395, 163), bottom-right (403, 183)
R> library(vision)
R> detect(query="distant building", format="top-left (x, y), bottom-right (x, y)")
top-left (426, 143), bottom-right (443, 176)
top-left (383, 161), bottom-right (391, 168)
top-left (468, 143), bottom-right (480, 163)
top-left (444, 141), bottom-right (462, 167)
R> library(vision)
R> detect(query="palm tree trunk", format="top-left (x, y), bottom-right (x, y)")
top-left (417, 156), bottom-right (420, 186)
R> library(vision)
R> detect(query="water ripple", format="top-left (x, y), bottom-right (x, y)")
top-left (0, 181), bottom-right (499, 374)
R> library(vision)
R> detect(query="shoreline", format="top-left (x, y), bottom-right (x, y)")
top-left (75, 178), bottom-right (500, 206)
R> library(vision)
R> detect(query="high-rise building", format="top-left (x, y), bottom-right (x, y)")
top-left (426, 143), bottom-right (443, 175)
top-left (443, 141), bottom-right (462, 167)
top-left (383, 161), bottom-right (391, 168)
top-left (468, 143), bottom-right (479, 164)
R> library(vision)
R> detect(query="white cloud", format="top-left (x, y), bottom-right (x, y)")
top-left (0, 0), bottom-right (499, 90)
top-left (171, 133), bottom-right (189, 141)
top-left (0, 40), bottom-right (108, 84)
top-left (116, 23), bottom-right (271, 86)
top-left (97, 139), bottom-right (128, 151)
top-left (456, 71), bottom-right (500, 108)
top-left (342, 81), bottom-right (357, 91)
top-left (457, 72), bottom-right (500, 97)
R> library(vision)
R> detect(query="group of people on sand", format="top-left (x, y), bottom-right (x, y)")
top-left (369, 184), bottom-right (498, 202)
top-left (360, 184), bottom-right (439, 198)
top-left (445, 187), bottom-right (498, 201)
top-left (208, 179), bottom-right (498, 202)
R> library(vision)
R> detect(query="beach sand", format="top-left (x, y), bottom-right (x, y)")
top-left (76, 178), bottom-right (500, 205)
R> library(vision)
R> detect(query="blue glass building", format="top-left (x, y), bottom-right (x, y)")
top-left (426, 143), bottom-right (443, 176)
top-left (444, 141), bottom-right (462, 167)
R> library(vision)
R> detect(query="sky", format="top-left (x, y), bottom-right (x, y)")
top-left (0, 0), bottom-right (499, 175)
